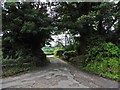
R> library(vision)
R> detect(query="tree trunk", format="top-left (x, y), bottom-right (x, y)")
top-left (97, 18), bottom-right (105, 35)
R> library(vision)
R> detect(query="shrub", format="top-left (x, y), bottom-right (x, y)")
top-left (85, 42), bottom-right (120, 64)
top-left (63, 50), bottom-right (77, 60)
top-left (54, 49), bottom-right (65, 57)
top-left (86, 35), bottom-right (105, 47)
top-left (84, 42), bottom-right (120, 80)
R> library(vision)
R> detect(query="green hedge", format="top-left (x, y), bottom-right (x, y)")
top-left (63, 50), bottom-right (77, 60)
top-left (85, 42), bottom-right (120, 64)
top-left (54, 49), bottom-right (65, 57)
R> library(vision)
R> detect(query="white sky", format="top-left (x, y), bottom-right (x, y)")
top-left (49, 34), bottom-right (66, 47)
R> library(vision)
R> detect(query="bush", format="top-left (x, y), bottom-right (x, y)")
top-left (84, 42), bottom-right (120, 80)
top-left (54, 49), bottom-right (65, 57)
top-left (86, 35), bottom-right (105, 47)
top-left (63, 50), bottom-right (77, 60)
top-left (85, 42), bottom-right (120, 64)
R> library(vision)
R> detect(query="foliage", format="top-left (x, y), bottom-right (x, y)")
top-left (2, 51), bottom-right (32, 77)
top-left (53, 2), bottom-right (120, 81)
top-left (84, 60), bottom-right (120, 81)
top-left (54, 2), bottom-right (120, 54)
top-left (2, 49), bottom-right (50, 77)
top-left (63, 50), bottom-right (77, 60)
top-left (2, 51), bottom-right (49, 66)
top-left (83, 42), bottom-right (120, 81)
top-left (3, 66), bottom-right (31, 77)
top-left (2, 2), bottom-right (53, 56)
top-left (54, 49), bottom-right (65, 57)
top-left (67, 42), bottom-right (120, 81)
top-left (85, 42), bottom-right (120, 64)
top-left (2, 2), bottom-right (54, 66)
top-left (64, 44), bottom-right (75, 51)
top-left (1, 2), bottom-right (120, 80)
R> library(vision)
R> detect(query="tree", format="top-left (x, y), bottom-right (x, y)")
top-left (53, 2), bottom-right (120, 54)
top-left (2, 2), bottom-right (54, 63)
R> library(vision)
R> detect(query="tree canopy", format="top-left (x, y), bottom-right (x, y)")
top-left (2, 1), bottom-right (120, 66)
top-left (2, 2), bottom-right (54, 58)
top-left (53, 2), bottom-right (120, 53)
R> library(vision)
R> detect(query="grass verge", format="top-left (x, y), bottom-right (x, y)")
top-left (2, 57), bottom-right (50, 78)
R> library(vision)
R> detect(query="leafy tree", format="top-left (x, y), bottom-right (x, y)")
top-left (54, 2), bottom-right (120, 53)
top-left (2, 2), bottom-right (54, 62)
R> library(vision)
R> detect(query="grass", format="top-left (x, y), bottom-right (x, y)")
top-left (1, 46), bottom-right (50, 77)
top-left (2, 57), bottom-right (50, 77)
top-left (42, 46), bottom-right (55, 55)
top-left (44, 51), bottom-right (53, 55)
top-left (2, 58), bottom-right (50, 77)
top-left (2, 66), bottom-right (31, 77)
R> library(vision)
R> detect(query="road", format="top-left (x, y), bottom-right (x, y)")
top-left (1, 55), bottom-right (119, 88)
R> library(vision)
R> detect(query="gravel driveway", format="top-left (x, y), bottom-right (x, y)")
top-left (1, 55), bottom-right (119, 89)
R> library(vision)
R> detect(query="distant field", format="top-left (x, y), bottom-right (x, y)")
top-left (44, 51), bottom-right (54, 55)
top-left (42, 47), bottom-right (55, 55)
